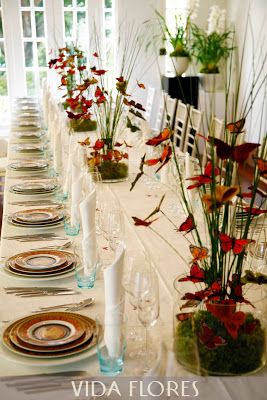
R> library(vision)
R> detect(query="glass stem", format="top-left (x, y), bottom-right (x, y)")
top-left (145, 326), bottom-right (150, 370)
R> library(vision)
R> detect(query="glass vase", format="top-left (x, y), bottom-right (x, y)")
top-left (173, 276), bottom-right (266, 375)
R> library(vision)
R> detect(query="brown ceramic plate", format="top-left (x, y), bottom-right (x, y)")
top-left (16, 312), bottom-right (87, 347)
top-left (2, 313), bottom-right (99, 359)
top-left (14, 249), bottom-right (68, 269)
top-left (12, 209), bottom-right (62, 224)
top-left (9, 317), bottom-right (94, 353)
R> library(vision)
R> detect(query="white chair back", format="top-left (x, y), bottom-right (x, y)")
top-left (173, 100), bottom-right (190, 152)
top-left (205, 117), bottom-right (224, 164)
top-left (183, 106), bottom-right (202, 157)
top-left (161, 95), bottom-right (177, 130)
top-left (154, 92), bottom-right (165, 132)
top-left (143, 86), bottom-right (155, 124)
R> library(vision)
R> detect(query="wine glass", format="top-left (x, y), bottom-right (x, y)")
top-left (137, 269), bottom-right (160, 372)
top-left (101, 207), bottom-right (125, 251)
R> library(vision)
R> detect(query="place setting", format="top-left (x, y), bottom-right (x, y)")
top-left (7, 207), bottom-right (65, 230)
top-left (12, 143), bottom-right (46, 154)
top-left (7, 159), bottom-right (49, 173)
top-left (1, 311), bottom-right (100, 366)
top-left (9, 180), bottom-right (60, 195)
top-left (2, 248), bottom-right (76, 280)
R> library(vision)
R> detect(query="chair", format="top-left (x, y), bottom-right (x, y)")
top-left (183, 106), bottom-right (202, 157)
top-left (161, 95), bottom-right (177, 130)
top-left (205, 117), bottom-right (224, 163)
top-left (143, 86), bottom-right (155, 124)
top-left (154, 92), bottom-right (165, 132)
top-left (173, 100), bottom-right (190, 153)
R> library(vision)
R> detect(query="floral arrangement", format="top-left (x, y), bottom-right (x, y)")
top-left (130, 15), bottom-right (267, 372)
top-left (48, 46), bottom-right (97, 131)
top-left (191, 5), bottom-right (233, 73)
top-left (156, 0), bottom-right (199, 58)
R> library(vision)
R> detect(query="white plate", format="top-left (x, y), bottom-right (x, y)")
top-left (7, 218), bottom-right (64, 229)
top-left (0, 338), bottom-right (99, 367)
top-left (0, 264), bottom-right (78, 281)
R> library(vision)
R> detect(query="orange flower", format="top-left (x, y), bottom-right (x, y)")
top-left (202, 185), bottom-right (239, 212)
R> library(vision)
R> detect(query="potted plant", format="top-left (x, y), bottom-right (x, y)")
top-left (191, 6), bottom-right (233, 91)
top-left (155, 2), bottom-right (199, 76)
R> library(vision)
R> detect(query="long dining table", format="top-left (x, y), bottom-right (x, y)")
top-left (0, 97), bottom-right (267, 400)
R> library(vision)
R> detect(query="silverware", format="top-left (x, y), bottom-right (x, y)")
top-left (15, 290), bottom-right (79, 297)
top-left (30, 240), bottom-right (72, 251)
top-left (3, 234), bottom-right (68, 241)
top-left (4, 287), bottom-right (75, 293)
top-left (32, 297), bottom-right (95, 312)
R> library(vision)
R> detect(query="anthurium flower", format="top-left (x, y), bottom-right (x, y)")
top-left (187, 162), bottom-right (220, 189)
top-left (202, 185), bottom-right (239, 212)
top-left (93, 139), bottom-right (105, 150)
top-left (146, 128), bottom-right (173, 146)
top-left (91, 67), bottom-right (107, 75)
top-left (178, 262), bottom-right (205, 283)
top-left (210, 138), bottom-right (260, 163)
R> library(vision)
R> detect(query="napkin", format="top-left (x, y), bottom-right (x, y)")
top-left (103, 242), bottom-right (126, 357)
top-left (53, 121), bottom-right (62, 172)
top-left (79, 187), bottom-right (97, 270)
top-left (70, 146), bottom-right (84, 226)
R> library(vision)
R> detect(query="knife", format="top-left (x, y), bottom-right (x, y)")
top-left (17, 291), bottom-right (79, 297)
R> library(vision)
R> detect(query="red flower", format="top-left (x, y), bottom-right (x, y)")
top-left (146, 128), bottom-right (172, 146)
top-left (178, 262), bottom-right (205, 283)
top-left (198, 323), bottom-right (226, 349)
top-left (132, 217), bottom-right (158, 227)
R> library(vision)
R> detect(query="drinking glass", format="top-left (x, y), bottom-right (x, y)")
top-left (137, 270), bottom-right (160, 372)
top-left (73, 242), bottom-right (97, 289)
top-left (96, 313), bottom-right (127, 376)
top-left (101, 207), bottom-right (125, 251)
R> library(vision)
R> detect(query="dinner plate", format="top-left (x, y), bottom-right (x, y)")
top-left (9, 323), bottom-right (93, 353)
top-left (13, 131), bottom-right (45, 140)
top-left (7, 263), bottom-right (74, 278)
top-left (13, 144), bottom-right (44, 153)
top-left (2, 314), bottom-right (99, 362)
top-left (10, 182), bottom-right (56, 193)
top-left (15, 250), bottom-right (67, 269)
top-left (1, 261), bottom-right (80, 281)
top-left (8, 160), bottom-right (49, 171)
top-left (16, 313), bottom-right (86, 347)
top-left (12, 208), bottom-right (61, 223)
top-left (6, 250), bottom-right (74, 276)
top-left (7, 217), bottom-right (65, 229)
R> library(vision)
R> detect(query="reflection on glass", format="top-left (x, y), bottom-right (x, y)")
top-left (64, 0), bottom-right (72, 7)
top-left (105, 0), bottom-right (112, 8)
top-left (37, 41), bottom-right (46, 66)
top-left (35, 11), bottom-right (45, 37)
top-left (105, 11), bottom-right (112, 25)
top-left (0, 71), bottom-right (7, 96)
top-left (24, 42), bottom-right (33, 67)
top-left (39, 70), bottom-right (47, 86)
top-left (77, 0), bottom-right (85, 6)
top-left (0, 42), bottom-right (5, 67)
top-left (0, 12), bottom-right (3, 38)
top-left (77, 11), bottom-right (86, 26)
top-left (21, 0), bottom-right (30, 6)
top-left (64, 11), bottom-right (73, 38)
top-left (34, 0), bottom-right (44, 6)
top-left (22, 11), bottom-right (32, 37)
top-left (26, 71), bottom-right (35, 96)
top-left (105, 29), bottom-right (111, 38)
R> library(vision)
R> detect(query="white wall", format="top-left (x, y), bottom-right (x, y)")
top-left (116, 0), bottom-right (165, 127)
top-left (226, 0), bottom-right (267, 142)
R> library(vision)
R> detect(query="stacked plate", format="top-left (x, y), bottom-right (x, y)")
top-left (8, 159), bottom-right (49, 173)
top-left (9, 181), bottom-right (59, 195)
top-left (2, 312), bottom-right (99, 359)
top-left (13, 130), bottom-right (46, 140)
top-left (5, 249), bottom-right (75, 278)
top-left (8, 208), bottom-right (65, 228)
top-left (13, 143), bottom-right (45, 153)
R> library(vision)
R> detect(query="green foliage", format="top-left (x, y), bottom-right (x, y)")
top-left (97, 160), bottom-right (128, 181)
top-left (174, 311), bottom-right (265, 375)
top-left (191, 24), bottom-right (233, 73)
top-left (156, 10), bottom-right (190, 57)
top-left (70, 119), bottom-right (97, 132)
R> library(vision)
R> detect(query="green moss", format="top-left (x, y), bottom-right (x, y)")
top-left (174, 311), bottom-right (266, 375)
top-left (70, 119), bottom-right (97, 132)
top-left (96, 160), bottom-right (128, 182)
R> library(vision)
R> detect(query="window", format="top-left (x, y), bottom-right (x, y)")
top-left (104, 0), bottom-right (114, 68)
top-left (0, 0), bottom-right (9, 124)
top-left (63, 0), bottom-right (88, 51)
top-left (20, 0), bottom-right (47, 96)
